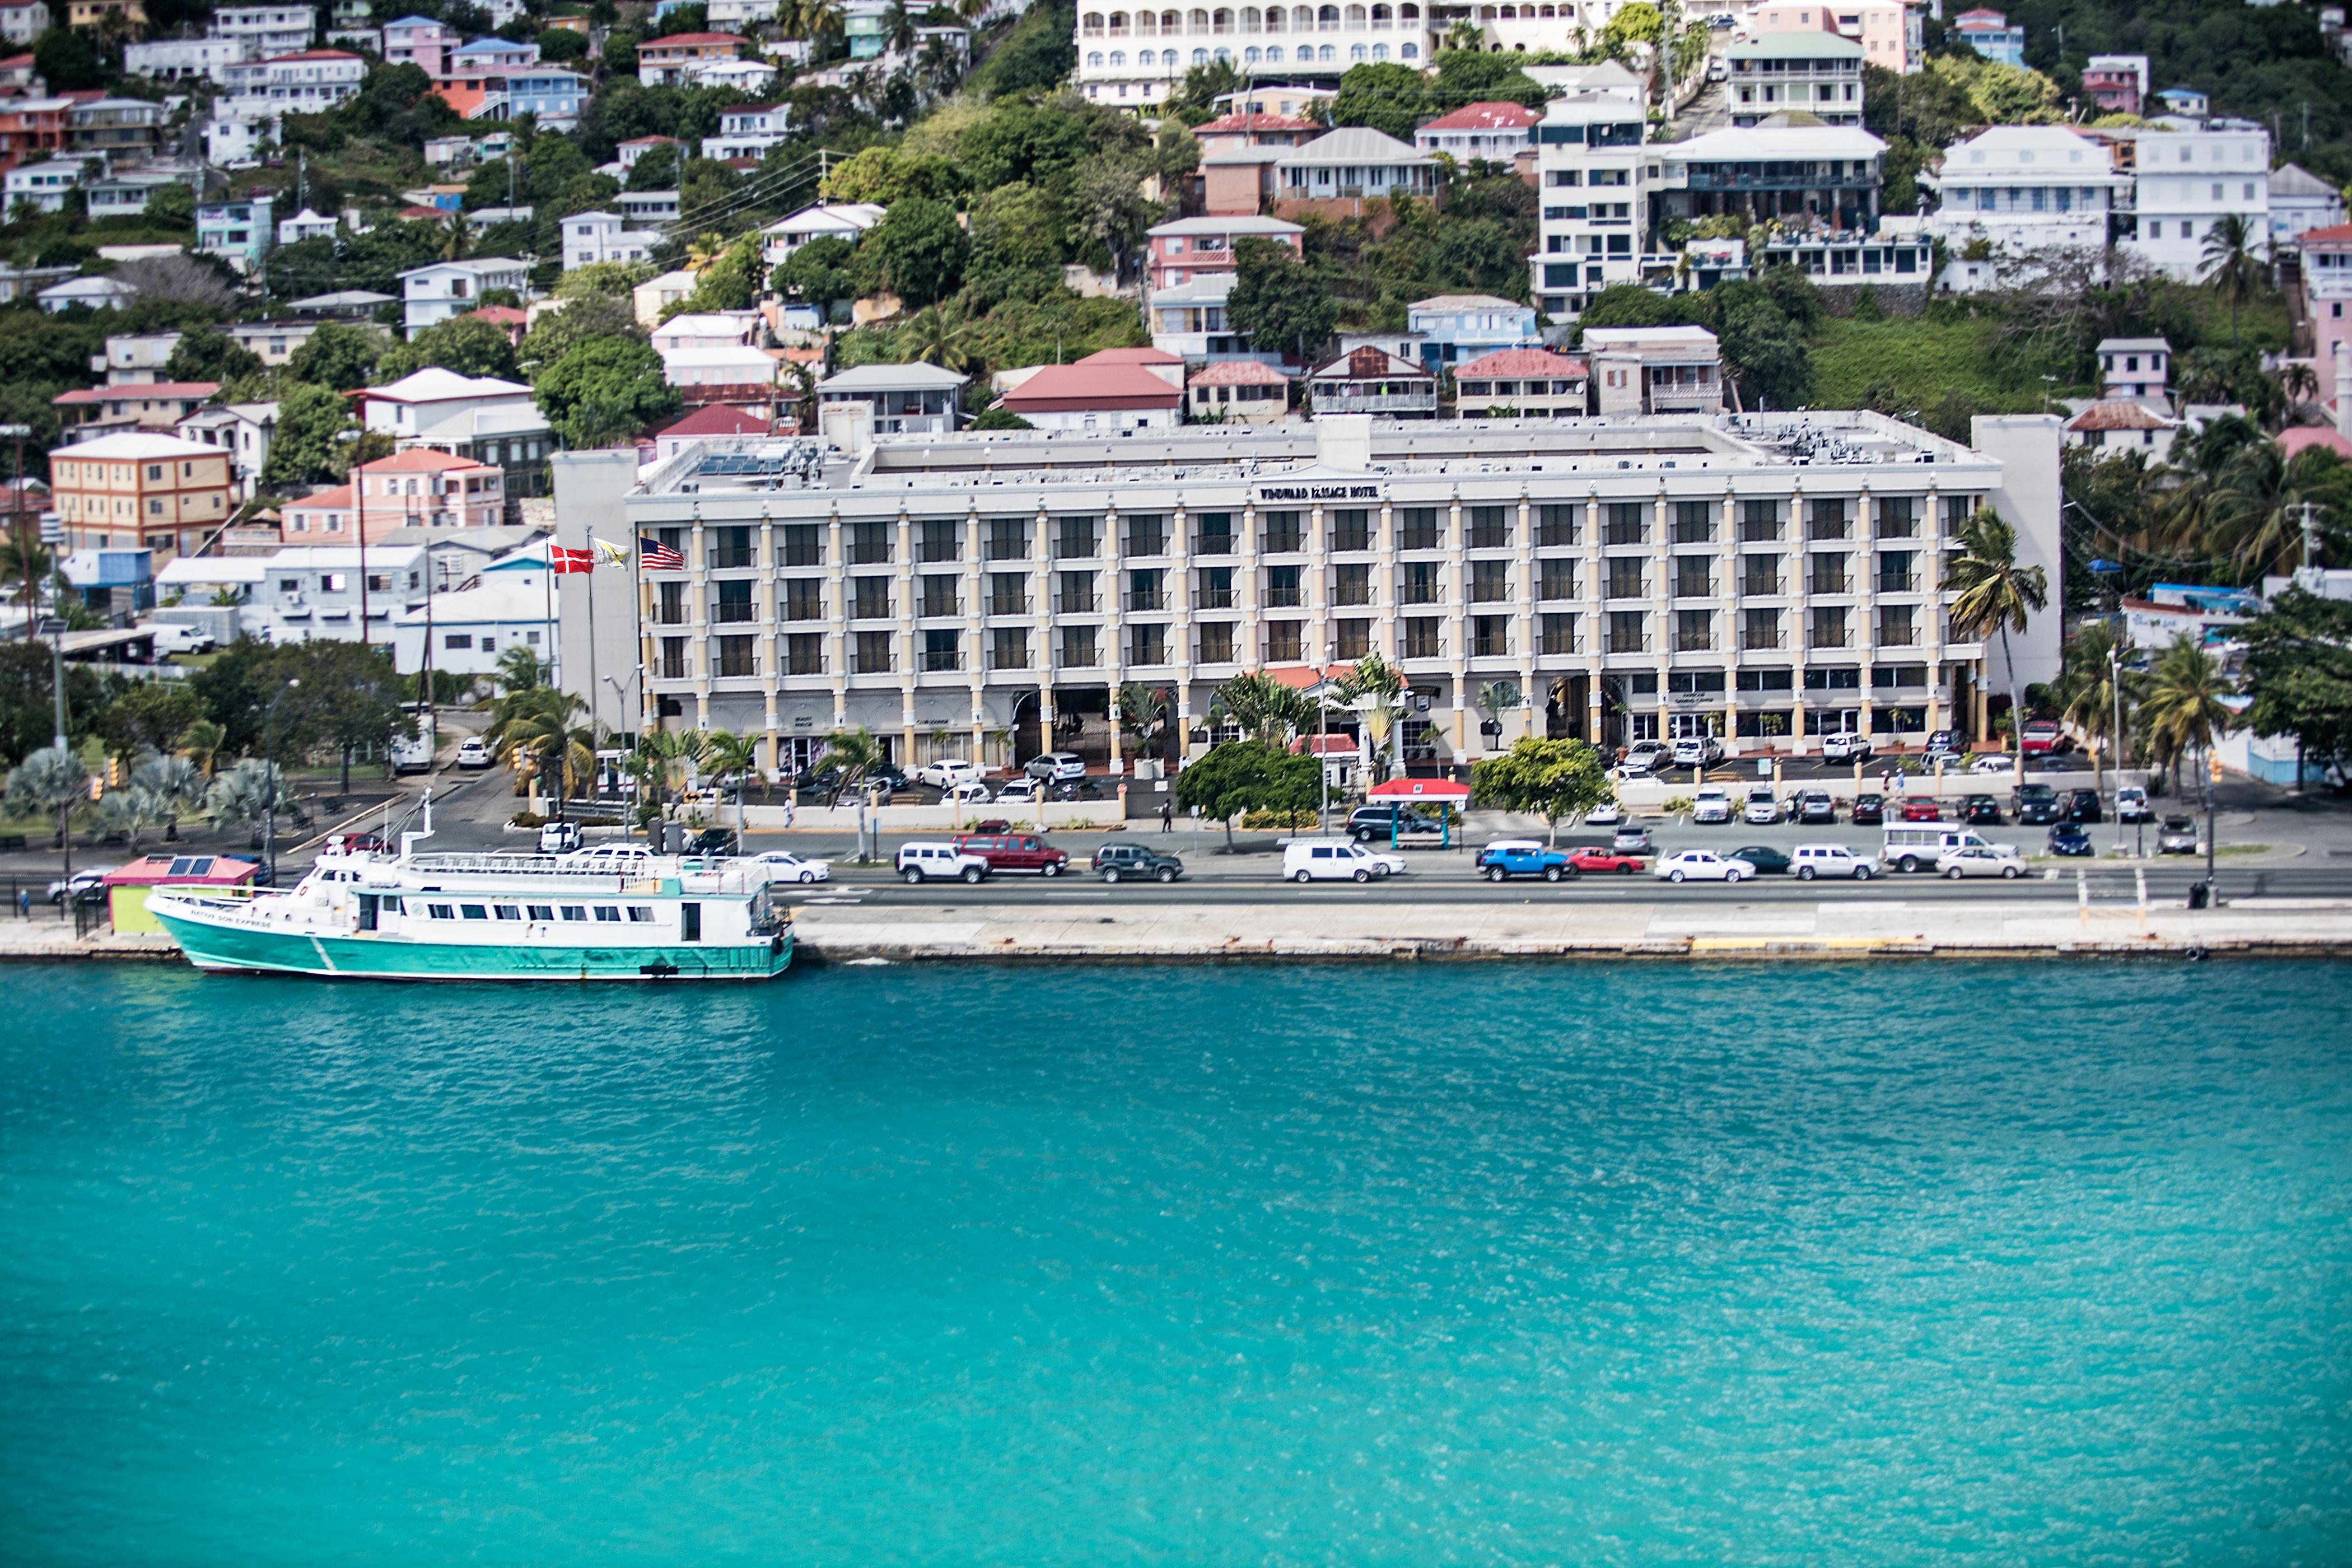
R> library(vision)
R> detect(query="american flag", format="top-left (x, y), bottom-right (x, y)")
top-left (641, 539), bottom-right (685, 570)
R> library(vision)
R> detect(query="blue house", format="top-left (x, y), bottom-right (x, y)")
top-left (197, 193), bottom-right (274, 274)
top-left (447, 35), bottom-right (538, 71)
top-left (2155, 85), bottom-right (2210, 118)
top-left (1404, 293), bottom-right (1542, 369)
top-left (503, 69), bottom-right (587, 129)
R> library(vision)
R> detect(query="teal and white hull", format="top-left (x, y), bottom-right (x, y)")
top-left (149, 849), bottom-right (794, 983)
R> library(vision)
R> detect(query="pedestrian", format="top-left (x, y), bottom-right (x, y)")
top-left (1894, 766), bottom-right (1907, 796)
top-left (15, 888), bottom-right (27, 918)
top-left (1160, 799), bottom-right (1173, 833)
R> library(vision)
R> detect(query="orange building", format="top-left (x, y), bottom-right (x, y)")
top-left (48, 432), bottom-right (233, 561)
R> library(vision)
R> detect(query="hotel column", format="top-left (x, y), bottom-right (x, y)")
top-left (759, 510), bottom-right (779, 776)
top-left (1444, 493), bottom-right (1467, 763)
top-left (1855, 483), bottom-right (1875, 741)
top-left (1789, 482), bottom-right (1809, 752)
top-left (690, 511), bottom-right (710, 731)
top-left (825, 505), bottom-right (847, 732)
top-left (1308, 496), bottom-right (1329, 685)
top-left (1105, 505), bottom-right (1124, 777)
top-left (965, 503), bottom-right (985, 767)
top-left (1513, 491), bottom-right (1536, 743)
top-left (1375, 497), bottom-right (1398, 769)
top-left (1033, 503), bottom-right (1055, 764)
top-left (1583, 489), bottom-right (1603, 745)
top-left (1239, 498), bottom-right (1259, 679)
top-left (1170, 499), bottom-right (1192, 766)
top-left (1650, 485), bottom-right (1669, 744)
top-left (894, 508), bottom-right (917, 766)
top-left (1718, 484), bottom-right (1739, 751)
top-left (1922, 480), bottom-right (1945, 736)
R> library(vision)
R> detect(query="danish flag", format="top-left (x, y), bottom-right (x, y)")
top-left (549, 544), bottom-right (596, 574)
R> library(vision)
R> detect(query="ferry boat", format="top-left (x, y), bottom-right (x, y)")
top-left (147, 806), bottom-right (792, 982)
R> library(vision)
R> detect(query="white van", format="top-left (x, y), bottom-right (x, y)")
top-left (1880, 824), bottom-right (2014, 873)
top-left (390, 712), bottom-right (436, 773)
top-left (1283, 838), bottom-right (1404, 883)
top-left (1791, 843), bottom-right (1873, 880)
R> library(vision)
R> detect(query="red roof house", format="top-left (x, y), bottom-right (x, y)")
top-left (998, 361), bottom-right (1182, 432)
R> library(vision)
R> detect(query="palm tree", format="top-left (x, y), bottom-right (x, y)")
top-left (2281, 359), bottom-right (2320, 408)
top-left (204, 757), bottom-right (290, 828)
top-left (1208, 670), bottom-right (1309, 745)
top-left (1333, 652), bottom-right (1405, 781)
top-left (701, 729), bottom-right (762, 829)
top-left (132, 754), bottom-right (208, 841)
top-left (2, 529), bottom-right (49, 640)
top-left (7, 745), bottom-right (89, 877)
top-left (2200, 213), bottom-right (2266, 350)
top-left (634, 727), bottom-right (710, 814)
top-left (811, 724), bottom-right (884, 858)
top-left (899, 305), bottom-right (971, 371)
top-left (1946, 506), bottom-right (2050, 762)
top-left (881, 0), bottom-right (916, 55)
top-left (492, 643), bottom-right (546, 696)
top-left (2055, 622), bottom-right (2135, 790)
top-left (2141, 635), bottom-right (2234, 791)
top-left (179, 719), bottom-right (225, 777)
top-left (1114, 680), bottom-right (1170, 761)
top-left (1476, 680), bottom-right (1524, 745)
top-left (487, 688), bottom-right (595, 816)
top-left (435, 209), bottom-right (472, 263)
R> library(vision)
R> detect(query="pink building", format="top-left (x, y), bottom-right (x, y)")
top-left (1742, 0), bottom-right (1916, 72)
top-left (2303, 223), bottom-right (2352, 378)
top-left (2079, 53), bottom-right (2146, 118)
top-left (1144, 214), bottom-right (1303, 294)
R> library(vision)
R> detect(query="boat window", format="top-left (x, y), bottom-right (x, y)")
top-left (626, 906), bottom-right (655, 922)
top-left (528, 904), bottom-right (554, 921)
top-left (594, 906), bottom-right (620, 922)
top-left (494, 904), bottom-right (523, 920)
top-left (460, 904), bottom-right (489, 920)
top-left (561, 906), bottom-right (586, 921)
top-left (428, 903), bottom-right (455, 919)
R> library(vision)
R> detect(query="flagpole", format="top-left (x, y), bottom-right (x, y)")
top-left (583, 533), bottom-right (601, 743)
top-left (631, 532), bottom-right (645, 738)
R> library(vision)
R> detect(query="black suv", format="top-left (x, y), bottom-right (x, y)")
top-left (684, 827), bottom-right (739, 857)
top-left (2063, 787), bottom-right (2102, 824)
top-left (1091, 842), bottom-right (1184, 883)
top-left (1963, 794), bottom-right (2004, 826)
top-left (2013, 782), bottom-right (2062, 825)
top-left (1347, 804), bottom-right (1445, 842)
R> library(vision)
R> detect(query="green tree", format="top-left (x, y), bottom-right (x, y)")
top-left (6, 745), bottom-right (90, 868)
top-left (259, 382), bottom-right (356, 488)
top-left (1229, 236), bottom-right (1334, 363)
top-left (2051, 620), bottom-right (2138, 787)
top-left (33, 30), bottom-right (102, 92)
top-left (2242, 585), bottom-right (2352, 787)
top-left (1330, 60), bottom-right (1429, 139)
top-left (518, 292), bottom-right (645, 367)
top-left (276, 640), bottom-right (413, 793)
top-left (283, 321), bottom-right (383, 390)
top-left (967, 405), bottom-right (1033, 430)
top-left (1576, 284), bottom-right (1679, 332)
top-left (771, 235), bottom-right (858, 315)
top-left (626, 141), bottom-right (682, 192)
top-left (484, 685), bottom-right (596, 811)
top-left (1172, 739), bottom-right (1322, 849)
top-left (2199, 212), bottom-right (2266, 351)
top-left (533, 335), bottom-right (682, 447)
top-left (102, 681), bottom-right (206, 757)
top-left (538, 25), bottom-right (590, 62)
top-left (1208, 668), bottom-right (1312, 744)
top-left (378, 314), bottom-right (521, 382)
top-left (856, 194), bottom-right (968, 308)
top-left (1469, 736), bottom-right (1613, 846)
top-left (1946, 507), bottom-right (2050, 764)
top-left (2141, 635), bottom-right (2236, 790)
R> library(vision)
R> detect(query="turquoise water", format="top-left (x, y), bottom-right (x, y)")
top-left (3, 962), bottom-right (2350, 1565)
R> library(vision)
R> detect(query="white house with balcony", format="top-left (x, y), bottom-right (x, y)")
top-left (397, 258), bottom-right (530, 335)
top-left (2122, 119), bottom-right (2272, 280)
top-left (212, 5), bottom-right (318, 55)
top-left (203, 48), bottom-right (365, 164)
top-left (1584, 326), bottom-right (1725, 415)
top-left (559, 210), bottom-right (654, 270)
top-left (703, 101), bottom-right (791, 161)
top-left (1724, 31), bottom-right (1863, 127)
top-left (1075, 1), bottom-right (1431, 110)
top-left (1528, 91), bottom-right (1656, 319)
top-left (759, 201), bottom-right (884, 266)
top-left (1922, 126), bottom-right (2129, 294)
top-left (815, 362), bottom-right (967, 437)
top-left (124, 35), bottom-right (256, 82)
top-left (4, 157), bottom-right (81, 214)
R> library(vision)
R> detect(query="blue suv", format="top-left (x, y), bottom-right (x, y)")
top-left (1476, 840), bottom-right (1576, 882)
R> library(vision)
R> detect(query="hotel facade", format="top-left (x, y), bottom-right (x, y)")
top-left (556, 412), bottom-right (2060, 776)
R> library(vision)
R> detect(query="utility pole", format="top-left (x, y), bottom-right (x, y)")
top-left (2109, 638), bottom-right (2126, 855)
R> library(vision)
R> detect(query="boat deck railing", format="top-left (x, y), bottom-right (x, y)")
top-left (395, 853), bottom-right (764, 893)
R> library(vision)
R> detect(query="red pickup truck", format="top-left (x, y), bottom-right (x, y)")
top-left (951, 832), bottom-right (1071, 876)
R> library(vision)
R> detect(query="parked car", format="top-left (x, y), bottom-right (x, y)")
top-left (2158, 816), bottom-right (2200, 855)
top-left (1568, 846), bottom-right (1646, 874)
top-left (2064, 787), bottom-right (2102, 824)
top-left (455, 736), bottom-right (492, 770)
top-left (566, 843), bottom-right (652, 866)
top-left (1025, 752), bottom-right (1088, 783)
top-left (746, 850), bottom-right (831, 884)
top-left (1582, 802), bottom-right (1622, 827)
top-left (1939, 844), bottom-right (2029, 879)
top-left (794, 767), bottom-right (903, 804)
top-left (1901, 796), bottom-right (1943, 823)
top-left (1284, 838), bottom-right (1403, 883)
top-left (914, 758), bottom-right (980, 791)
top-left (536, 819), bottom-right (583, 854)
top-left (951, 831), bottom-right (1070, 876)
top-left (1691, 786), bottom-right (1734, 824)
top-left (2013, 783), bottom-right (2062, 825)
top-left (2116, 786), bottom-right (2154, 824)
top-left (1922, 730), bottom-right (1962, 766)
top-left (2047, 822), bottom-right (2095, 857)
top-left (1347, 804), bottom-right (1445, 842)
top-left (45, 867), bottom-right (110, 903)
top-left (684, 827), bottom-right (738, 857)
top-left (1850, 792), bottom-right (1885, 825)
top-left (1671, 734), bottom-right (1725, 770)
top-left (1621, 739), bottom-right (1673, 776)
top-left (1795, 789), bottom-right (1837, 825)
top-left (1728, 844), bottom-right (1791, 875)
top-left (943, 780), bottom-right (993, 804)
top-left (895, 842), bottom-right (991, 883)
top-left (321, 831), bottom-right (386, 856)
top-left (1655, 849), bottom-right (1756, 884)
top-left (1963, 794), bottom-right (2003, 826)
top-left (1742, 787), bottom-right (1780, 825)
top-left (993, 777), bottom-right (1044, 805)
top-left (1969, 754), bottom-right (2018, 776)
top-left (1821, 731), bottom-right (1873, 764)
top-left (1611, 823), bottom-right (1653, 853)
top-left (1091, 842), bottom-right (1183, 883)
top-left (1791, 843), bottom-right (1874, 881)
top-left (1476, 839), bottom-right (1576, 882)
top-left (2019, 720), bottom-right (2071, 756)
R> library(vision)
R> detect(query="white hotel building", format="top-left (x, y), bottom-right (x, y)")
top-left (2118, 119), bottom-right (2272, 280)
top-left (1076, 1), bottom-right (1431, 108)
top-left (1922, 125), bottom-right (2132, 294)
top-left (552, 412), bottom-right (2061, 776)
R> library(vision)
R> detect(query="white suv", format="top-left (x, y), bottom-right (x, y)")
top-left (1025, 751), bottom-right (1088, 782)
top-left (896, 841), bottom-right (991, 883)
top-left (1691, 786), bottom-right (1733, 824)
top-left (1671, 734), bottom-right (1725, 769)
top-left (1791, 843), bottom-right (1874, 881)
top-left (914, 759), bottom-right (979, 790)
top-left (1820, 731), bottom-right (1872, 764)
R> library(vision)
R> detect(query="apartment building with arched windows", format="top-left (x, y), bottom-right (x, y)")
top-left (1076, 2), bottom-right (1430, 108)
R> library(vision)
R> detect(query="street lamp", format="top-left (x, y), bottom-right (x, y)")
top-left (335, 431), bottom-right (372, 647)
top-left (2108, 638), bottom-right (2127, 856)
top-left (263, 678), bottom-right (300, 885)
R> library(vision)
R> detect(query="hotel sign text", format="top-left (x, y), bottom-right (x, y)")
top-left (1253, 482), bottom-right (1384, 504)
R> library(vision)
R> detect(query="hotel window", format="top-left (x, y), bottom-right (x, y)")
top-left (1878, 550), bottom-right (1916, 593)
top-left (1607, 609), bottom-right (1647, 653)
top-left (852, 576), bottom-right (891, 618)
top-left (786, 633), bottom-right (824, 674)
top-left (1743, 606), bottom-right (1783, 650)
top-left (1606, 557), bottom-right (1645, 599)
top-left (986, 517), bottom-right (1028, 561)
top-left (1809, 552), bottom-right (1850, 595)
top-left (1266, 620), bottom-right (1303, 661)
top-left (1057, 515), bottom-right (1098, 558)
top-left (1334, 619), bottom-right (1370, 659)
top-left (1061, 624), bottom-right (1099, 666)
top-left (1334, 562), bottom-right (1371, 605)
top-left (1127, 513), bottom-right (1166, 554)
top-left (1467, 505), bottom-right (1510, 549)
top-left (1058, 570), bottom-right (1098, 613)
top-left (1539, 613), bottom-right (1579, 655)
top-left (1672, 500), bottom-right (1714, 544)
top-left (1603, 503), bottom-right (1646, 545)
top-left (659, 637), bottom-right (687, 678)
top-left (1742, 554), bottom-right (1781, 595)
top-left (1810, 605), bottom-right (1849, 648)
top-left (1198, 622), bottom-right (1236, 662)
top-left (1674, 608), bottom-right (1714, 651)
top-left (1330, 507), bottom-right (1371, 551)
top-left (1129, 623), bottom-right (1167, 665)
top-left (1538, 559), bottom-right (1576, 600)
top-left (920, 574), bottom-right (959, 618)
top-left (1402, 617), bottom-right (1441, 658)
top-left (1469, 560), bottom-right (1509, 602)
top-left (1805, 498), bottom-right (1850, 540)
top-left (1878, 604), bottom-right (1917, 646)
top-left (1401, 559), bottom-right (1440, 605)
top-left (918, 518), bottom-right (961, 562)
top-left (987, 572), bottom-right (1026, 615)
top-left (1536, 503), bottom-right (1579, 547)
top-left (1260, 510), bottom-right (1303, 552)
top-left (1471, 615), bottom-right (1508, 657)
top-left (1739, 499), bottom-right (1782, 542)
top-left (1265, 563), bottom-right (1303, 607)
top-left (1673, 556), bottom-right (1711, 598)
top-left (711, 524), bottom-right (753, 568)
top-left (848, 520), bottom-right (892, 563)
top-left (779, 524), bottom-right (823, 565)
top-left (715, 579), bottom-right (754, 623)
top-left (853, 631), bottom-right (893, 672)
top-left (1875, 496), bottom-right (1917, 538)
top-left (716, 636), bottom-right (756, 676)
top-left (1126, 568), bottom-right (1164, 610)
top-left (1397, 506), bottom-right (1441, 550)
top-left (783, 579), bottom-right (824, 620)
top-left (922, 628), bottom-right (961, 671)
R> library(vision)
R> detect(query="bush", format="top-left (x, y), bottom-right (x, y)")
top-left (1240, 809), bottom-right (1319, 829)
